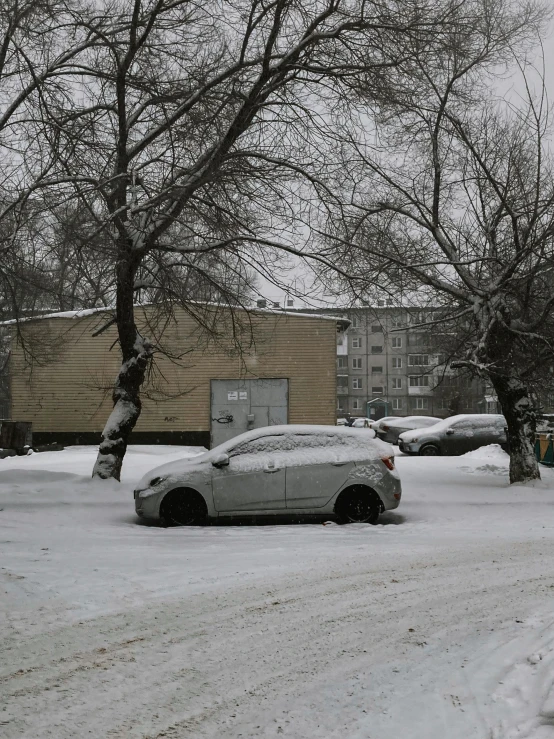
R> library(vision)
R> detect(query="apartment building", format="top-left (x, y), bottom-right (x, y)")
top-left (332, 304), bottom-right (486, 419)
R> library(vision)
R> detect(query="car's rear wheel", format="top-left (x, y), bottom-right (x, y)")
top-left (335, 486), bottom-right (382, 525)
top-left (160, 488), bottom-right (208, 526)
top-left (420, 444), bottom-right (440, 456)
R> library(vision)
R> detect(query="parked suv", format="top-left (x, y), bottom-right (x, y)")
top-left (398, 414), bottom-right (507, 456)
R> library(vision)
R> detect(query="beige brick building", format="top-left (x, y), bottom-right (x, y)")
top-left (10, 304), bottom-right (347, 448)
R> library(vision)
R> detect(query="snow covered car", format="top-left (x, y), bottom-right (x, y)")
top-left (376, 416), bottom-right (442, 444)
top-left (134, 425), bottom-right (401, 526)
top-left (350, 418), bottom-right (376, 435)
top-left (398, 414), bottom-right (507, 456)
top-left (369, 416), bottom-right (399, 432)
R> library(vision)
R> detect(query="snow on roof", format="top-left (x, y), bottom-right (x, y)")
top-left (216, 424), bottom-right (392, 452)
top-left (421, 413), bottom-right (506, 432)
top-left (0, 302), bottom-right (348, 326)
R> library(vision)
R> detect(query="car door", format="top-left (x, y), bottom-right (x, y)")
top-left (212, 435), bottom-right (287, 512)
top-left (285, 433), bottom-right (354, 509)
top-left (473, 416), bottom-right (507, 448)
top-left (442, 419), bottom-right (477, 454)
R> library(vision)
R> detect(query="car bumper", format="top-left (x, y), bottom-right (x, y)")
top-left (134, 487), bottom-right (163, 519)
top-left (377, 471), bottom-right (402, 511)
top-left (398, 440), bottom-right (422, 454)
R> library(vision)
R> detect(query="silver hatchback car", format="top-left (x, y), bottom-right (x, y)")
top-left (135, 425), bottom-right (401, 525)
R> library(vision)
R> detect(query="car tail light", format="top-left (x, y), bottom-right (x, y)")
top-left (381, 455), bottom-right (395, 470)
top-left (382, 425), bottom-right (390, 431)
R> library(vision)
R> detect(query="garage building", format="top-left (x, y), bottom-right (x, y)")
top-left (10, 304), bottom-right (347, 448)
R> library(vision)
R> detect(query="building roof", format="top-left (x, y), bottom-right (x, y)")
top-left (0, 302), bottom-right (350, 329)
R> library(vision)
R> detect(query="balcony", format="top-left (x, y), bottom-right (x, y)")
top-left (408, 385), bottom-right (432, 395)
top-left (337, 387), bottom-right (349, 395)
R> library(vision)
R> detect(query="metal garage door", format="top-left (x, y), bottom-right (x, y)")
top-left (210, 378), bottom-right (288, 448)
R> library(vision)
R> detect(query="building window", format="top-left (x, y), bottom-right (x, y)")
top-left (372, 386), bottom-right (384, 394)
top-left (408, 354), bottom-right (430, 366)
top-left (337, 375), bottom-right (348, 388)
top-left (391, 319), bottom-right (403, 329)
top-left (337, 356), bottom-right (347, 369)
top-left (352, 337), bottom-right (362, 349)
top-left (391, 337), bottom-right (402, 349)
top-left (408, 333), bottom-right (425, 347)
top-left (371, 366), bottom-right (383, 374)
top-left (352, 377), bottom-right (363, 389)
top-left (392, 357), bottom-right (403, 369)
top-left (352, 357), bottom-right (362, 369)
top-left (352, 399), bottom-right (361, 410)
top-left (371, 324), bottom-right (382, 333)
top-left (409, 375), bottom-right (429, 387)
top-left (392, 377), bottom-right (402, 389)
top-left (438, 398), bottom-right (450, 410)
top-left (371, 345), bottom-right (383, 354)
top-left (392, 398), bottom-right (402, 410)
top-left (351, 315), bottom-right (360, 328)
top-left (377, 299), bottom-right (385, 306)
top-left (413, 397), bottom-right (429, 410)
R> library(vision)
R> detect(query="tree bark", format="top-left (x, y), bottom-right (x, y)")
top-left (92, 252), bottom-right (152, 481)
top-left (489, 373), bottom-right (540, 484)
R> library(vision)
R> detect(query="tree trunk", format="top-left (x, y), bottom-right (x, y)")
top-left (92, 252), bottom-right (152, 481)
top-left (490, 373), bottom-right (540, 484)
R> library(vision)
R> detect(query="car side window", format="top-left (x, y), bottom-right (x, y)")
top-left (292, 433), bottom-right (348, 449)
top-left (229, 435), bottom-right (294, 457)
top-left (450, 420), bottom-right (473, 430)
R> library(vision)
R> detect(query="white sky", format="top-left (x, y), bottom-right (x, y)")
top-left (258, 22), bottom-right (554, 309)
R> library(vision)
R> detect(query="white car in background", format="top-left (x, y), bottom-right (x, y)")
top-left (369, 416), bottom-right (400, 432)
top-left (376, 416), bottom-right (442, 444)
top-left (350, 418), bottom-right (376, 436)
top-left (135, 425), bottom-right (401, 526)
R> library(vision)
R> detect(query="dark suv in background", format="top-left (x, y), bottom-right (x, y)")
top-left (398, 414), bottom-right (508, 456)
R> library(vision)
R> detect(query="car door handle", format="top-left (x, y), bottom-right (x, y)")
top-left (332, 462), bottom-right (348, 466)
top-left (264, 467), bottom-right (280, 473)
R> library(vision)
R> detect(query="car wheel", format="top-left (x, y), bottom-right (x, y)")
top-left (160, 488), bottom-right (208, 526)
top-left (419, 444), bottom-right (440, 456)
top-left (335, 486), bottom-right (382, 525)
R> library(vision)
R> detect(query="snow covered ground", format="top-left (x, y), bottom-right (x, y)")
top-left (1, 443), bottom-right (554, 738)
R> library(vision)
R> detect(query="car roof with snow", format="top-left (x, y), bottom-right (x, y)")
top-left (409, 413), bottom-right (506, 434)
top-left (217, 424), bottom-right (388, 452)
top-left (384, 415), bottom-right (441, 427)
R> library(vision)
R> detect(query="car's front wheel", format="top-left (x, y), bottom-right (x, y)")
top-left (419, 444), bottom-right (440, 456)
top-left (335, 486), bottom-right (382, 525)
top-left (160, 488), bottom-right (208, 526)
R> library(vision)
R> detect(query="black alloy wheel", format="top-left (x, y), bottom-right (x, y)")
top-left (419, 444), bottom-right (440, 456)
top-left (161, 490), bottom-right (207, 526)
top-left (336, 488), bottom-right (381, 524)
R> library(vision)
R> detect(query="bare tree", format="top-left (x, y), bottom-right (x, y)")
top-left (324, 26), bottom-right (554, 482)
top-left (28, 0), bottom-right (458, 480)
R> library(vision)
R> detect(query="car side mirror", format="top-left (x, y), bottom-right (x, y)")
top-left (212, 453), bottom-right (229, 468)
top-left (446, 429), bottom-right (455, 435)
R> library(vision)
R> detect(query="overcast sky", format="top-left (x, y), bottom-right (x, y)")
top-left (258, 21), bottom-right (554, 310)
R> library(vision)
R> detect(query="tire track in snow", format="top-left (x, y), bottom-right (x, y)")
top-left (3, 540), bottom-right (554, 739)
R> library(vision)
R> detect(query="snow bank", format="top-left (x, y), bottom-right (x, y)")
top-left (461, 443), bottom-right (510, 461)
